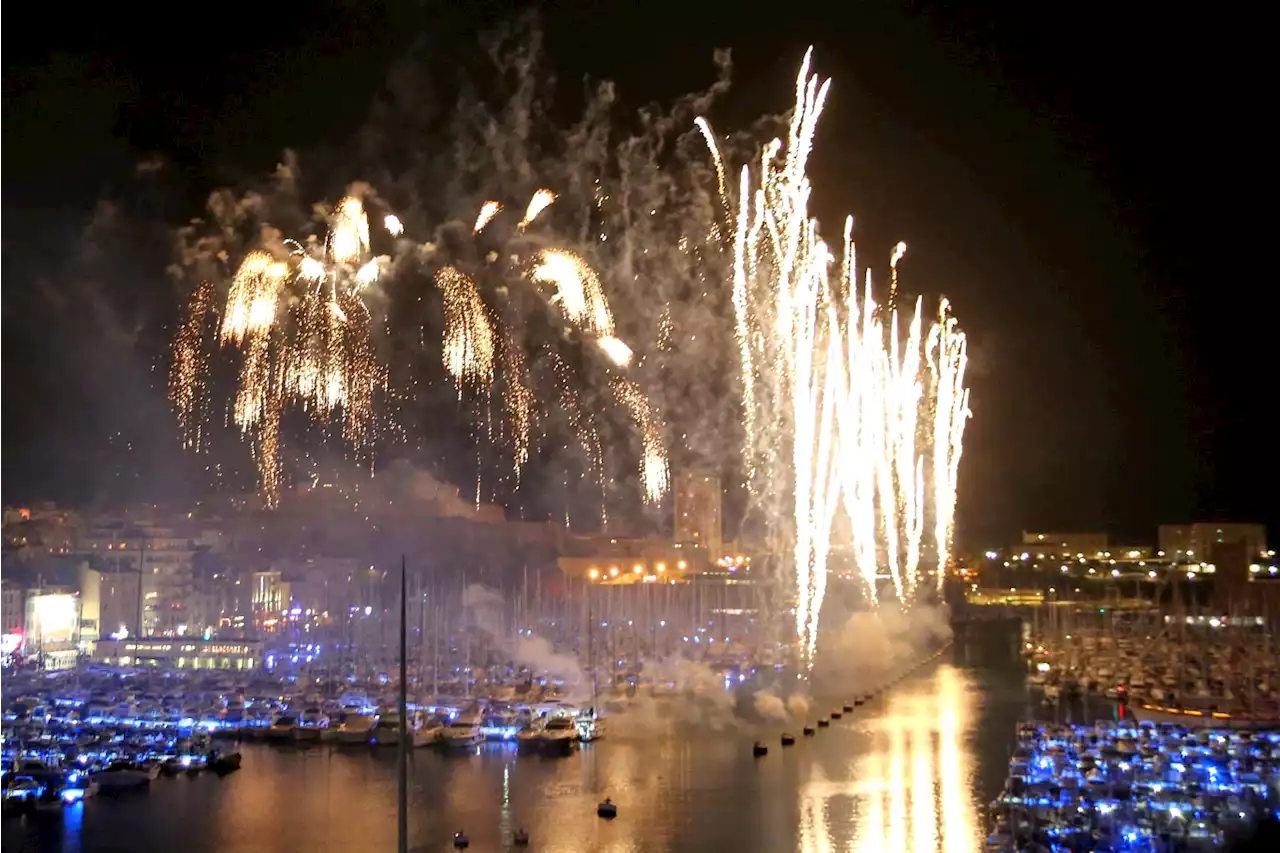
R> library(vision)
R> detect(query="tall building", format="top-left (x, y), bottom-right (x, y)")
top-left (674, 469), bottom-right (723, 561)
top-left (1, 579), bottom-right (24, 636)
top-left (75, 521), bottom-right (200, 636)
top-left (1158, 523), bottom-right (1268, 560)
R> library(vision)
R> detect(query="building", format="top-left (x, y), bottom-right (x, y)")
top-left (252, 571), bottom-right (292, 632)
top-left (1158, 523), bottom-right (1268, 560)
top-left (1, 579), bottom-right (23, 636)
top-left (93, 638), bottom-right (261, 671)
top-left (2, 580), bottom-right (25, 664)
top-left (674, 469), bottom-right (722, 560)
top-left (558, 537), bottom-right (697, 587)
top-left (23, 588), bottom-right (81, 670)
top-left (1018, 531), bottom-right (1109, 557)
top-left (78, 565), bottom-right (101, 645)
top-left (75, 521), bottom-right (201, 636)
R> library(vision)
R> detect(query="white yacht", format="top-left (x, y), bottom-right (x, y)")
top-left (370, 709), bottom-right (441, 747)
top-left (336, 712), bottom-right (378, 744)
top-left (516, 721), bottom-right (544, 754)
top-left (537, 715), bottom-right (578, 754)
top-left (440, 710), bottom-right (484, 750)
top-left (576, 708), bottom-right (605, 743)
top-left (294, 707), bottom-right (335, 742)
top-left (265, 714), bottom-right (298, 743)
top-left (413, 711), bottom-right (444, 747)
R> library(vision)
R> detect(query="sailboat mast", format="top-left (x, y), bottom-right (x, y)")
top-left (397, 556), bottom-right (408, 853)
top-left (587, 580), bottom-right (595, 707)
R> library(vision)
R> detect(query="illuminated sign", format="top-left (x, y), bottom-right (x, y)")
top-left (119, 641), bottom-right (253, 657)
top-left (201, 644), bottom-right (250, 656)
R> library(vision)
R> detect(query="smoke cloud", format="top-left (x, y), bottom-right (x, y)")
top-left (810, 601), bottom-right (953, 697)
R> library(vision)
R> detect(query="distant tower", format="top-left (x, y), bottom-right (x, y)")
top-left (674, 469), bottom-right (723, 561)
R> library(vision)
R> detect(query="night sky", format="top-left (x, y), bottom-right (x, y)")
top-left (3, 1), bottom-right (1273, 546)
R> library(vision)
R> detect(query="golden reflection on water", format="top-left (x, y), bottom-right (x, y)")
top-left (805, 665), bottom-right (981, 853)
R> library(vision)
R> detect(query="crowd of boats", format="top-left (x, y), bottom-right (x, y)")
top-left (1025, 615), bottom-right (1280, 727)
top-left (242, 699), bottom-right (603, 755)
top-left (1, 713), bottom-right (243, 817)
top-left (988, 719), bottom-right (1280, 851)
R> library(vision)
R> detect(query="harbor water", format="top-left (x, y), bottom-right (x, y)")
top-left (5, 633), bottom-right (1031, 853)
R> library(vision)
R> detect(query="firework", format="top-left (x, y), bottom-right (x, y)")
top-left (530, 249), bottom-right (614, 337)
top-left (173, 185), bottom-right (668, 513)
top-left (711, 49), bottom-right (971, 664)
top-left (169, 281), bottom-right (215, 450)
top-left (329, 197), bottom-right (370, 265)
top-left (171, 193), bottom-right (389, 507)
top-left (436, 266), bottom-right (496, 387)
top-left (474, 201), bottom-right (503, 233)
top-left (518, 188), bottom-right (557, 230)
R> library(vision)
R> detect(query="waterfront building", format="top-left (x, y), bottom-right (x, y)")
top-left (1015, 531), bottom-right (1109, 558)
top-left (1158, 521), bottom-right (1268, 560)
top-left (93, 637), bottom-right (261, 670)
top-left (674, 469), bottom-right (722, 560)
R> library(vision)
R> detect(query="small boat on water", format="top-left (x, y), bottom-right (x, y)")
top-left (802, 726), bottom-right (816, 736)
top-left (842, 703), bottom-right (853, 712)
top-left (817, 718), bottom-right (830, 728)
top-left (513, 827), bottom-right (530, 846)
top-left (830, 710), bottom-right (843, 720)
top-left (452, 830), bottom-right (470, 849)
top-left (210, 751), bottom-right (242, 775)
top-left (780, 733), bottom-right (796, 746)
top-left (753, 741), bottom-right (768, 757)
top-left (597, 797), bottom-right (617, 818)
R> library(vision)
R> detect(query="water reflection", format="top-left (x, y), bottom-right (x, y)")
top-left (806, 665), bottom-right (981, 853)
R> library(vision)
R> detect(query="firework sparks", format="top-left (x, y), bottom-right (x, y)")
top-left (518, 188), bottom-right (557, 230)
top-left (329, 196), bottom-right (370, 265)
top-left (713, 49), bottom-right (971, 665)
top-left (474, 200), bottom-right (503, 233)
top-left (173, 177), bottom-right (669, 512)
top-left (530, 249), bottom-right (613, 337)
top-left (436, 266), bottom-right (496, 387)
top-left (384, 213), bottom-right (404, 237)
top-left (173, 192), bottom-right (390, 507)
top-left (220, 252), bottom-right (286, 345)
top-left (597, 336), bottom-right (633, 367)
top-left (355, 259), bottom-right (380, 288)
top-left (169, 281), bottom-right (215, 450)
top-left (611, 377), bottom-right (669, 504)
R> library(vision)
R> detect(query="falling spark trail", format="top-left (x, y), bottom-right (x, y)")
top-left (711, 49), bottom-right (971, 665)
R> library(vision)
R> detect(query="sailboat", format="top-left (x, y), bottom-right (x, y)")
top-left (576, 583), bottom-right (605, 743)
top-left (396, 558), bottom-right (409, 853)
